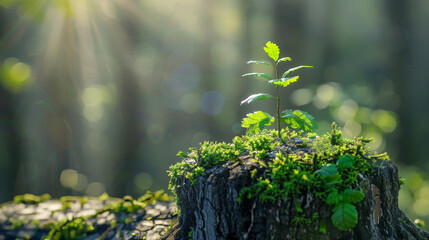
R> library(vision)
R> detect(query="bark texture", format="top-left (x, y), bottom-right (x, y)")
top-left (163, 158), bottom-right (429, 240)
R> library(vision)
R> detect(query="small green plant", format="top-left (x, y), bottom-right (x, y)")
top-left (241, 41), bottom-right (317, 137)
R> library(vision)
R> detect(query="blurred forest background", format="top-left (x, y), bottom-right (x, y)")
top-left (0, 0), bottom-right (429, 230)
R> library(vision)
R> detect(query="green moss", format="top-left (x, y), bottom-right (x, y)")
top-left (169, 124), bottom-right (388, 232)
top-left (13, 193), bottom-right (51, 204)
top-left (4, 191), bottom-right (172, 240)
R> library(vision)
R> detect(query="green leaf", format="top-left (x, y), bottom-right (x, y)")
top-left (240, 93), bottom-right (273, 105)
top-left (241, 111), bottom-right (275, 136)
top-left (280, 110), bottom-right (318, 132)
top-left (282, 65), bottom-right (314, 78)
top-left (176, 151), bottom-right (187, 158)
top-left (326, 190), bottom-right (341, 205)
top-left (247, 60), bottom-right (270, 65)
top-left (331, 202), bottom-right (358, 231)
top-left (341, 189), bottom-right (365, 204)
top-left (278, 57), bottom-right (292, 63)
top-left (314, 164), bottom-right (338, 178)
top-left (337, 155), bottom-right (354, 169)
top-left (268, 76), bottom-right (299, 88)
top-left (242, 72), bottom-right (272, 80)
top-left (263, 41), bottom-right (280, 61)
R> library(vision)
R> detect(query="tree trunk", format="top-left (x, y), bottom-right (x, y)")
top-left (163, 158), bottom-right (429, 240)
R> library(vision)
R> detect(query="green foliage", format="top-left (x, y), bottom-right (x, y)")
top-left (241, 41), bottom-right (315, 135)
top-left (235, 128), bottom-right (376, 232)
top-left (268, 76), bottom-right (299, 88)
top-left (241, 111), bottom-right (275, 136)
top-left (280, 110), bottom-right (318, 133)
top-left (9, 217), bottom-right (28, 229)
top-left (169, 125), bottom-right (386, 232)
top-left (188, 226), bottom-right (194, 239)
top-left (13, 193), bottom-right (51, 204)
top-left (240, 93), bottom-right (273, 105)
top-left (263, 41), bottom-right (280, 61)
top-left (246, 60), bottom-right (270, 65)
top-left (45, 217), bottom-right (94, 240)
top-left (41, 190), bottom-right (171, 240)
top-left (337, 155), bottom-right (354, 169)
top-left (241, 72), bottom-right (272, 80)
top-left (282, 65), bottom-right (314, 78)
top-left (331, 202), bottom-right (358, 231)
top-left (168, 141), bottom-right (244, 190)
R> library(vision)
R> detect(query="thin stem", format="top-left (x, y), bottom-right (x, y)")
top-left (275, 62), bottom-right (280, 138)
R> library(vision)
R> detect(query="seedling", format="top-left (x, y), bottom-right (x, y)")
top-left (241, 41), bottom-right (317, 137)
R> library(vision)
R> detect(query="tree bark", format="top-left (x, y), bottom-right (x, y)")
top-left (163, 158), bottom-right (429, 240)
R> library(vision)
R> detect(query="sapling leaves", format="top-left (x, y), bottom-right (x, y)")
top-left (278, 57), bottom-right (292, 63)
top-left (341, 189), bottom-right (365, 204)
top-left (240, 93), bottom-right (273, 105)
top-left (337, 155), bottom-right (354, 169)
top-left (241, 41), bottom-right (315, 135)
top-left (241, 111), bottom-right (274, 136)
top-left (280, 110), bottom-right (318, 132)
top-left (326, 190), bottom-right (341, 205)
top-left (241, 72), bottom-right (272, 80)
top-left (331, 202), bottom-right (358, 231)
top-left (247, 60), bottom-right (270, 65)
top-left (263, 41), bottom-right (280, 61)
top-left (268, 76), bottom-right (299, 88)
top-left (315, 164), bottom-right (338, 178)
top-left (282, 65), bottom-right (314, 78)
top-left (176, 151), bottom-right (188, 158)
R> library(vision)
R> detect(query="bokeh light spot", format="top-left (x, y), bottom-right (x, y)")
top-left (313, 84), bottom-right (336, 109)
top-left (371, 110), bottom-right (397, 133)
top-left (60, 169), bottom-right (78, 188)
top-left (200, 90), bottom-right (225, 116)
top-left (82, 87), bottom-right (104, 107)
top-left (398, 188), bottom-right (412, 210)
top-left (179, 94), bottom-right (200, 113)
top-left (83, 106), bottom-right (104, 122)
top-left (72, 174), bottom-right (88, 192)
top-left (413, 198), bottom-right (429, 216)
top-left (165, 63), bottom-right (200, 92)
top-left (134, 172), bottom-right (153, 191)
top-left (355, 107), bottom-right (372, 124)
top-left (343, 121), bottom-right (361, 138)
top-left (337, 99), bottom-right (358, 122)
top-left (364, 131), bottom-right (383, 150)
top-left (1, 58), bottom-right (32, 93)
top-left (86, 182), bottom-right (106, 196)
top-left (291, 88), bottom-right (312, 106)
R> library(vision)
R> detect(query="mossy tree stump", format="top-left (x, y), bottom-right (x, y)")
top-left (163, 136), bottom-right (429, 240)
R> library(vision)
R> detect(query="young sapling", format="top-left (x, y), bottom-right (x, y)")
top-left (241, 41), bottom-right (317, 137)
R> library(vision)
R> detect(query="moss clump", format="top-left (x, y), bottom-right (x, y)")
top-left (169, 124), bottom-right (388, 231)
top-left (13, 193), bottom-right (52, 204)
top-left (3, 190), bottom-right (172, 240)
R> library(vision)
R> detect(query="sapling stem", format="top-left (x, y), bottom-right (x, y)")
top-left (240, 41), bottom-right (317, 136)
top-left (275, 61), bottom-right (281, 138)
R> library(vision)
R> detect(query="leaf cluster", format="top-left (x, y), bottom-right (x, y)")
top-left (241, 41), bottom-right (316, 135)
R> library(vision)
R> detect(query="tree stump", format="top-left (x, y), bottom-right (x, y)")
top-left (163, 157), bottom-right (429, 240)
